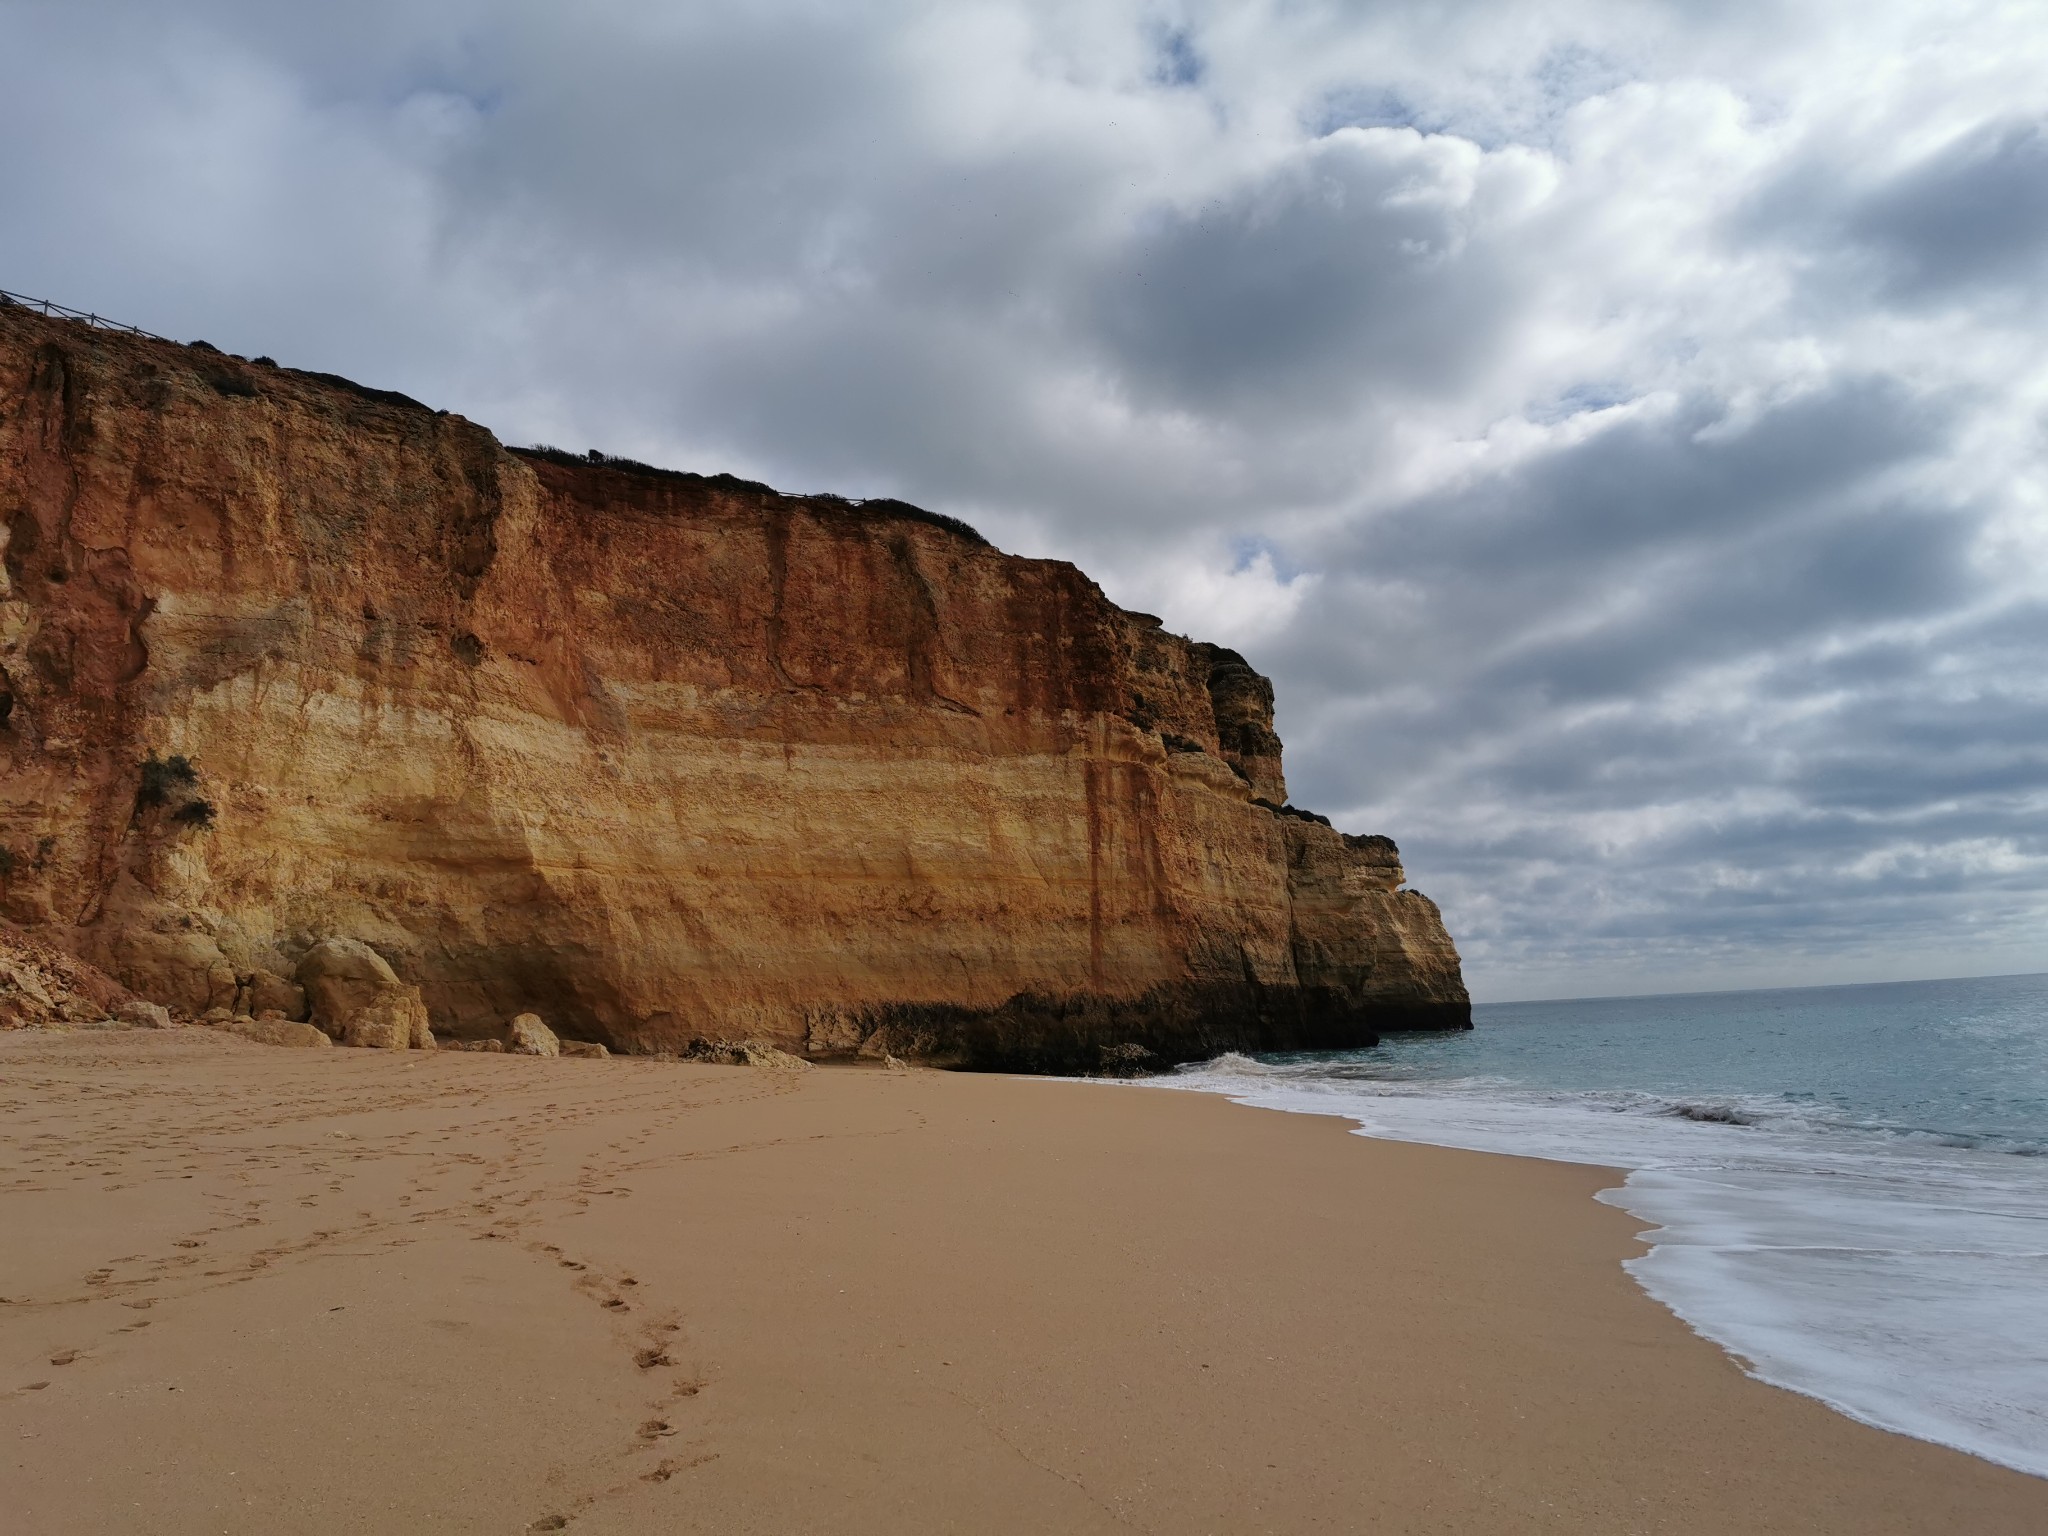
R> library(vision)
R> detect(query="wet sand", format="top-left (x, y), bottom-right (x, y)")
top-left (3, 1028), bottom-right (2042, 1534)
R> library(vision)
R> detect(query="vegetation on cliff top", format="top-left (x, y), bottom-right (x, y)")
top-left (512, 444), bottom-right (991, 548)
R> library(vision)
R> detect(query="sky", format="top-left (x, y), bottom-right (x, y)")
top-left (3, 0), bottom-right (2044, 1001)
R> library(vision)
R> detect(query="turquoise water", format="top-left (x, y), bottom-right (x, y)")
top-left (1165, 973), bottom-right (2048, 1478)
top-left (1354, 972), bottom-right (2048, 1154)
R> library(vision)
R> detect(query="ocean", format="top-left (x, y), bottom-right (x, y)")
top-left (1163, 972), bottom-right (2048, 1479)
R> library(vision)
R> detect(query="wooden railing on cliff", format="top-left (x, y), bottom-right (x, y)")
top-left (0, 288), bottom-right (173, 343)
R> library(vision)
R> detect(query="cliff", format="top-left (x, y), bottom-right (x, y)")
top-left (0, 301), bottom-right (1468, 1069)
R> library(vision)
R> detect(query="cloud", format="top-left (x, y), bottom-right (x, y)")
top-left (1847, 117), bottom-right (2048, 300)
top-left (1087, 127), bottom-right (1547, 416)
top-left (1, 0), bottom-right (2044, 997)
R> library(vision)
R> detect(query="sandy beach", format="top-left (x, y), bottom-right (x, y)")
top-left (3, 1029), bottom-right (2042, 1534)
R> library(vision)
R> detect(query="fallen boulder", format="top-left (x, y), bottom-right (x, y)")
top-left (336, 994), bottom-right (428, 1050)
top-left (117, 999), bottom-right (175, 1030)
top-left (296, 938), bottom-right (434, 1049)
top-left (444, 1038), bottom-right (505, 1053)
top-left (109, 926), bottom-right (238, 1015)
top-left (223, 1016), bottom-right (333, 1048)
top-left (238, 969), bottom-right (308, 1022)
top-left (559, 1039), bottom-right (609, 1059)
top-left (682, 1038), bottom-right (813, 1071)
top-left (505, 1013), bottom-right (560, 1057)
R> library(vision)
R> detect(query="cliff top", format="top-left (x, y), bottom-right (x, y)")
top-left (0, 291), bottom-right (994, 553)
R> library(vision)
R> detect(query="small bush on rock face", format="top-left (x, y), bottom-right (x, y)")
top-left (136, 752), bottom-right (199, 808)
top-left (199, 363), bottom-right (260, 398)
top-left (171, 799), bottom-right (216, 829)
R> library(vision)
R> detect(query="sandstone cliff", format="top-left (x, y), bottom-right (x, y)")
top-left (0, 302), bottom-right (1468, 1069)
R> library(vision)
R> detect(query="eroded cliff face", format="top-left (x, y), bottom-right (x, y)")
top-left (0, 305), bottom-right (1468, 1067)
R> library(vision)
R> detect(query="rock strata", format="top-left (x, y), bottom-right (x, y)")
top-left (0, 304), bottom-right (1470, 1068)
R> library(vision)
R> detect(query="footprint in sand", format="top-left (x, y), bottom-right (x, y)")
top-left (641, 1453), bottom-right (716, 1483)
top-left (48, 1349), bottom-right (78, 1366)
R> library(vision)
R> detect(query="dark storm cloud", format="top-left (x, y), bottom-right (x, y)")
top-left (1259, 377), bottom-right (1969, 738)
top-left (1847, 118), bottom-right (2048, 300)
top-left (1358, 379), bottom-right (1948, 581)
top-left (1089, 130), bottom-right (1531, 413)
top-left (1, 0), bottom-right (2042, 996)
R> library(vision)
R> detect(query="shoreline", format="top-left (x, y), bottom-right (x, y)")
top-left (1154, 1048), bottom-right (2048, 1483)
top-left (4, 1028), bottom-right (2043, 1533)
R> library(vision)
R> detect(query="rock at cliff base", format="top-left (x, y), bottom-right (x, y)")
top-left (506, 1014), bottom-right (560, 1057)
top-left (296, 938), bottom-right (402, 1019)
top-left (224, 1017), bottom-right (333, 1049)
top-left (445, 1038), bottom-right (505, 1052)
top-left (682, 1038), bottom-right (812, 1071)
top-left (0, 959), bottom-right (58, 1027)
top-left (111, 928), bottom-right (238, 1015)
top-left (117, 1000), bottom-right (175, 1030)
top-left (0, 938), bottom-right (146, 1029)
top-left (239, 969), bottom-right (308, 1022)
top-left (1095, 1042), bottom-right (1158, 1078)
top-left (336, 994), bottom-right (427, 1050)
top-left (297, 938), bottom-right (433, 1049)
top-left (559, 1039), bottom-right (609, 1058)
top-left (883, 1054), bottom-right (910, 1072)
